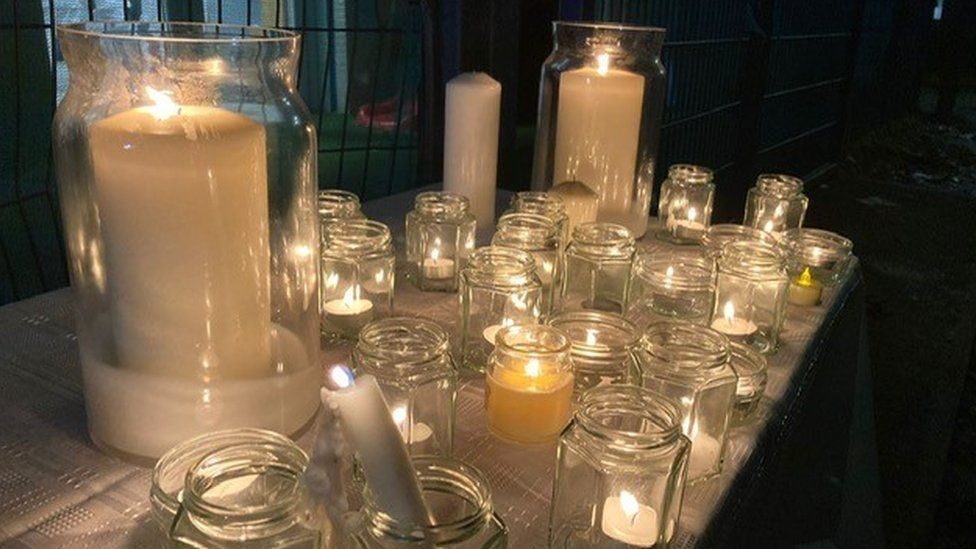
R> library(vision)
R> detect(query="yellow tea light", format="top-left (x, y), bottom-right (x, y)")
top-left (788, 267), bottom-right (823, 307)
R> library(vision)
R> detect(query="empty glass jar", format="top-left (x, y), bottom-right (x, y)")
top-left (637, 321), bottom-right (735, 482)
top-left (702, 223), bottom-right (783, 261)
top-left (561, 223), bottom-right (636, 315)
top-left (352, 456), bottom-right (507, 547)
top-left (657, 164), bottom-right (715, 243)
top-left (549, 385), bottom-right (690, 548)
top-left (486, 324), bottom-right (575, 444)
top-left (492, 213), bottom-right (563, 316)
top-left (508, 191), bottom-right (571, 246)
top-left (459, 247), bottom-right (543, 371)
top-left (627, 250), bottom-right (715, 327)
top-left (321, 220), bottom-right (396, 341)
top-left (547, 311), bottom-right (640, 397)
top-left (729, 342), bottom-right (768, 422)
top-left (743, 174), bottom-right (808, 236)
top-left (531, 22), bottom-right (667, 238)
top-left (353, 317), bottom-right (456, 457)
top-left (710, 240), bottom-right (789, 354)
top-left (405, 191), bottom-right (477, 292)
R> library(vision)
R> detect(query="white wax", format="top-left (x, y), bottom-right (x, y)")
top-left (328, 375), bottom-right (431, 526)
top-left (422, 257), bottom-right (455, 281)
top-left (549, 180), bottom-right (598, 235)
top-left (90, 104), bottom-right (271, 378)
top-left (688, 433), bottom-right (722, 480)
top-left (483, 324), bottom-right (504, 346)
top-left (710, 316), bottom-right (758, 338)
top-left (403, 422), bottom-right (433, 444)
top-left (788, 281), bottom-right (822, 307)
top-left (553, 65), bottom-right (644, 224)
top-left (601, 495), bottom-right (659, 546)
top-left (323, 298), bottom-right (374, 337)
top-left (671, 219), bottom-right (706, 240)
top-left (444, 72), bottom-right (501, 229)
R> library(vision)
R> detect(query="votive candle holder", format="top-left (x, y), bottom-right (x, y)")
top-left (405, 191), bottom-right (477, 292)
top-left (627, 249), bottom-right (715, 327)
top-left (657, 164), bottom-right (715, 243)
top-left (547, 311), bottom-right (640, 397)
top-left (492, 212), bottom-right (563, 316)
top-left (743, 174), bottom-right (808, 236)
top-left (561, 222), bottom-right (636, 314)
top-left (509, 191), bottom-right (571, 246)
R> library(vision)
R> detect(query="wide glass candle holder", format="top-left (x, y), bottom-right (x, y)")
top-left (657, 164), bottom-right (715, 243)
top-left (547, 311), bottom-right (640, 397)
top-left (486, 324), bottom-right (575, 444)
top-left (561, 223), bottom-right (636, 314)
top-left (531, 22), bottom-right (667, 238)
top-left (352, 456), bottom-right (508, 547)
top-left (702, 223), bottom-right (783, 261)
top-left (729, 342), bottom-right (768, 422)
top-left (549, 385), bottom-right (690, 547)
top-left (637, 322), bottom-right (735, 482)
top-left (743, 174), bottom-right (809, 236)
top-left (492, 213), bottom-right (562, 316)
top-left (353, 317), bottom-right (456, 457)
top-left (710, 240), bottom-right (789, 354)
top-left (321, 220), bottom-right (396, 341)
top-left (508, 191), bottom-right (571, 246)
top-left (627, 250), bottom-right (715, 327)
top-left (405, 191), bottom-right (477, 292)
top-left (52, 22), bottom-right (320, 459)
top-left (459, 247), bottom-right (543, 371)
top-left (783, 228), bottom-right (853, 307)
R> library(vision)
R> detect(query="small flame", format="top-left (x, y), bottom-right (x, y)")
top-left (525, 359), bottom-right (541, 378)
top-left (585, 329), bottom-right (598, 346)
top-left (596, 53), bottom-right (611, 75)
top-left (620, 490), bottom-right (640, 519)
top-left (723, 301), bottom-right (736, 323)
top-left (797, 267), bottom-right (814, 287)
top-left (391, 405), bottom-right (407, 427)
top-left (342, 286), bottom-right (359, 307)
top-left (374, 269), bottom-right (385, 286)
top-left (688, 207), bottom-right (698, 222)
top-left (329, 366), bottom-right (354, 389)
top-left (145, 86), bottom-right (180, 120)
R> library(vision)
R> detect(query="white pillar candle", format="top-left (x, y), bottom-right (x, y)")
top-left (548, 180), bottom-right (598, 235)
top-left (553, 54), bottom-right (644, 222)
top-left (323, 287), bottom-right (374, 337)
top-left (711, 301), bottom-right (758, 338)
top-left (327, 368), bottom-right (431, 526)
top-left (601, 490), bottom-right (659, 545)
top-left (444, 72), bottom-right (501, 229)
top-left (90, 87), bottom-right (271, 378)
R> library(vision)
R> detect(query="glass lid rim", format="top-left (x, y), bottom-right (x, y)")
top-left (554, 20), bottom-right (667, 34)
top-left (56, 21), bottom-right (299, 44)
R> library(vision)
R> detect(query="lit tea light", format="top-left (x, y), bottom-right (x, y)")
top-left (422, 245), bottom-right (455, 281)
top-left (787, 266), bottom-right (823, 307)
top-left (323, 286), bottom-right (374, 337)
top-left (711, 301), bottom-right (757, 340)
top-left (671, 205), bottom-right (706, 240)
top-left (390, 405), bottom-right (433, 445)
top-left (601, 490), bottom-right (659, 545)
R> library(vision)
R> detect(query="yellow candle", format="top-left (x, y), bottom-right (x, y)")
top-left (788, 267), bottom-right (823, 307)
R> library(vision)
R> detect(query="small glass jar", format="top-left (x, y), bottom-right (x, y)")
top-left (321, 220), bottom-right (396, 340)
top-left (549, 385), bottom-right (690, 548)
top-left (729, 342), bottom-right (768, 422)
top-left (319, 189), bottom-right (365, 227)
top-left (743, 174), bottom-right (809, 236)
top-left (783, 228), bottom-right (853, 286)
top-left (353, 317), bottom-right (456, 457)
top-left (627, 250), bottom-right (715, 327)
top-left (459, 247), bottom-right (543, 371)
top-left (702, 223), bottom-right (783, 261)
top-left (405, 191), bottom-right (477, 292)
top-left (352, 456), bottom-right (507, 547)
top-left (486, 324), bottom-right (575, 444)
top-left (508, 191), bottom-right (571, 246)
top-left (168, 430), bottom-right (322, 547)
top-left (492, 213), bottom-right (562, 316)
top-left (657, 164), bottom-right (715, 243)
top-left (561, 223), bottom-right (636, 314)
top-left (637, 322), bottom-right (735, 483)
top-left (710, 240), bottom-right (789, 354)
top-left (547, 311), bottom-right (640, 397)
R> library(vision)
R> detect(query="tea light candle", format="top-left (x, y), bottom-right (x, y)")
top-left (391, 405), bottom-right (433, 445)
top-left (324, 287), bottom-right (374, 337)
top-left (788, 267), bottom-right (823, 307)
top-left (549, 180), bottom-right (598, 234)
top-left (601, 490), bottom-right (659, 545)
top-left (486, 357), bottom-right (574, 443)
top-left (422, 248), bottom-right (455, 280)
top-left (670, 206), bottom-right (706, 240)
top-left (711, 301), bottom-right (757, 339)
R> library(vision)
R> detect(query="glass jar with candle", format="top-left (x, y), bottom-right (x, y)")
top-left (322, 220), bottom-right (396, 341)
top-left (702, 223), bottom-right (783, 261)
top-left (492, 213), bottom-right (563, 316)
top-left (459, 247), bottom-right (543, 371)
top-left (549, 385), bottom-right (690, 548)
top-left (486, 324), bottom-right (575, 444)
top-left (657, 164), bottom-right (715, 243)
top-left (531, 22), bottom-right (667, 238)
top-left (637, 321), bottom-right (735, 483)
top-left (782, 228), bottom-right (853, 307)
top-left (561, 223), bottom-right (636, 315)
top-left (405, 191), bottom-right (477, 292)
top-left (627, 249), bottom-right (715, 327)
top-left (508, 191), bottom-right (571, 246)
top-left (547, 311), bottom-right (640, 396)
top-left (743, 174), bottom-right (809, 236)
top-left (729, 342), bottom-right (768, 422)
top-left (52, 22), bottom-right (320, 460)
top-left (711, 240), bottom-right (789, 354)
top-left (353, 317), bottom-right (456, 457)
top-left (352, 456), bottom-right (507, 547)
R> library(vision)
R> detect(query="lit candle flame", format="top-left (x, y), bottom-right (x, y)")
top-left (797, 267), bottom-right (814, 287)
top-left (688, 207), bottom-right (698, 222)
top-left (620, 490), bottom-right (640, 525)
top-left (525, 358), bottom-right (541, 378)
top-left (585, 329), bottom-right (598, 346)
top-left (391, 405), bottom-right (407, 427)
top-left (329, 365), bottom-right (354, 389)
top-left (723, 301), bottom-right (736, 323)
top-left (145, 86), bottom-right (181, 120)
top-left (325, 272), bottom-right (339, 290)
top-left (342, 286), bottom-right (359, 308)
top-left (597, 53), bottom-right (611, 76)
top-left (375, 269), bottom-right (385, 286)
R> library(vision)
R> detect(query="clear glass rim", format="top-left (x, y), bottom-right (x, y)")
top-left (414, 191), bottom-right (470, 219)
top-left (494, 213), bottom-right (559, 248)
top-left (511, 191), bottom-right (567, 217)
top-left (547, 311), bottom-right (639, 360)
top-left (318, 189), bottom-right (362, 217)
top-left (755, 173), bottom-right (804, 198)
top-left (496, 324), bottom-right (571, 359)
top-left (322, 219), bottom-right (392, 257)
top-left (641, 321), bottom-right (730, 372)
top-left (56, 21), bottom-right (299, 44)
top-left (554, 20), bottom-right (667, 35)
top-left (464, 246), bottom-right (537, 284)
top-left (634, 252), bottom-right (714, 291)
top-left (729, 342), bottom-right (768, 398)
top-left (570, 222), bottom-right (635, 255)
top-left (667, 164), bottom-right (714, 185)
top-left (576, 385), bottom-right (683, 449)
top-left (783, 228), bottom-right (853, 264)
top-left (702, 224), bottom-right (782, 256)
top-left (718, 239), bottom-right (785, 274)
top-left (355, 316), bottom-right (451, 373)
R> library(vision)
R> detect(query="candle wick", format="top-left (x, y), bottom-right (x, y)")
top-left (630, 509), bottom-right (639, 527)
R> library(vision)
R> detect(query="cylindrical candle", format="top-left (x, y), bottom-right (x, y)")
top-left (443, 72), bottom-right (501, 229)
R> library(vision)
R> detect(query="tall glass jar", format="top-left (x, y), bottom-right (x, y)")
top-left (531, 22), bottom-right (667, 238)
top-left (549, 385), bottom-right (690, 547)
top-left (492, 213), bottom-right (562, 316)
top-left (486, 324), bottom-right (575, 444)
top-left (547, 311), bottom-right (640, 396)
top-left (637, 322), bottom-right (735, 483)
top-left (353, 317), bottom-right (456, 457)
top-left (627, 249), bottom-right (715, 327)
top-left (405, 191), bottom-right (477, 292)
top-left (743, 174), bottom-right (808, 236)
top-left (561, 223), bottom-right (636, 315)
top-left (702, 223), bottom-right (783, 261)
top-left (53, 22), bottom-right (320, 459)
top-left (321, 220), bottom-right (396, 341)
top-left (508, 191), bottom-right (571, 246)
top-left (657, 164), bottom-right (715, 243)
top-left (352, 456), bottom-right (507, 547)
top-left (459, 247), bottom-right (543, 371)
top-left (710, 240), bottom-right (789, 354)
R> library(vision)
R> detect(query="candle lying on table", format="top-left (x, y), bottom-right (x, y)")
top-left (711, 301), bottom-right (757, 340)
top-left (601, 490), bottom-right (659, 546)
top-left (486, 358), bottom-right (574, 443)
top-left (323, 287), bottom-right (374, 337)
top-left (788, 267), bottom-right (823, 307)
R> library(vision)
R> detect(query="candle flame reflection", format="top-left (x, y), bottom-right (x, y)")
top-left (620, 490), bottom-right (640, 524)
top-left (688, 207), bottom-right (698, 222)
top-left (343, 286), bottom-right (360, 308)
top-left (329, 366), bottom-right (354, 389)
top-left (145, 86), bottom-right (181, 120)
top-left (525, 358), bottom-right (541, 378)
top-left (596, 53), bottom-right (611, 75)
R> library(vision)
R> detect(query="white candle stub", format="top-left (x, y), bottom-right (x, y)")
top-left (601, 490), bottom-right (658, 546)
top-left (711, 302), bottom-right (757, 338)
top-left (323, 287), bottom-right (374, 336)
top-left (422, 248), bottom-right (455, 281)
